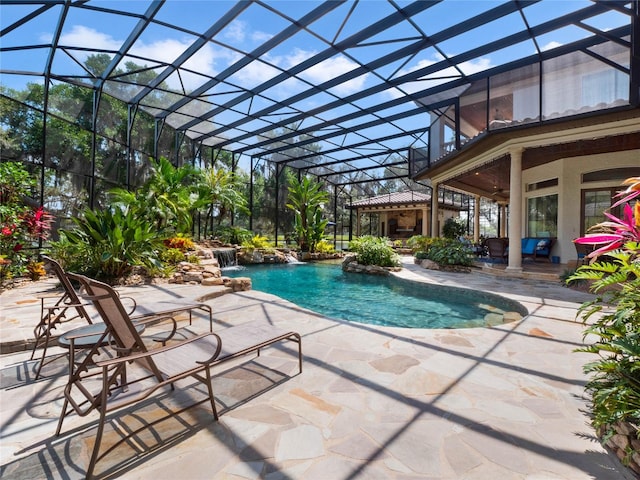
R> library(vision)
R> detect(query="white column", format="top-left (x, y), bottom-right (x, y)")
top-left (506, 148), bottom-right (523, 272)
top-left (499, 203), bottom-right (507, 237)
top-left (473, 195), bottom-right (481, 243)
top-left (431, 183), bottom-right (439, 237)
top-left (422, 206), bottom-right (429, 236)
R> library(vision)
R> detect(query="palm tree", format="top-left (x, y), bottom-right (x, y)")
top-left (110, 157), bottom-right (198, 234)
top-left (286, 176), bottom-right (329, 252)
top-left (197, 166), bottom-right (248, 237)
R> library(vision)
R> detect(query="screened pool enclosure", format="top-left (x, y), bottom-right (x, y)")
top-left (1, 0), bottom-right (638, 245)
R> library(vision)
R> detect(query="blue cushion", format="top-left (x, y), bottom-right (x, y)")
top-left (536, 239), bottom-right (550, 249)
top-left (536, 239), bottom-right (551, 255)
top-left (522, 238), bottom-right (538, 255)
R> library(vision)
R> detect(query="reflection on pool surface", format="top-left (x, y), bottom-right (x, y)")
top-left (226, 262), bottom-right (528, 329)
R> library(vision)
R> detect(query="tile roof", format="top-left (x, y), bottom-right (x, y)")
top-left (351, 191), bottom-right (431, 207)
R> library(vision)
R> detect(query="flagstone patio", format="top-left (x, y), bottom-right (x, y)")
top-left (0, 257), bottom-right (634, 479)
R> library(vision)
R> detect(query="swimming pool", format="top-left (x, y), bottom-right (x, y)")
top-left (226, 262), bottom-right (528, 329)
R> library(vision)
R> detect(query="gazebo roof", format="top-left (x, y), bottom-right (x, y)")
top-left (351, 191), bottom-right (431, 208)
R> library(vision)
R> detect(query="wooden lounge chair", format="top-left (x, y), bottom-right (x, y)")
top-left (56, 273), bottom-right (302, 479)
top-left (30, 256), bottom-right (95, 378)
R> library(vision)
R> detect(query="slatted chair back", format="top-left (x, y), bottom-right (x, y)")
top-left (30, 256), bottom-right (95, 378)
top-left (66, 273), bottom-right (164, 378)
top-left (41, 256), bottom-right (93, 323)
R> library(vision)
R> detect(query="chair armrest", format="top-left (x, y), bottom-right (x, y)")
top-left (41, 302), bottom-right (88, 312)
top-left (134, 315), bottom-right (179, 345)
top-left (118, 296), bottom-right (137, 315)
top-left (95, 332), bottom-right (222, 367)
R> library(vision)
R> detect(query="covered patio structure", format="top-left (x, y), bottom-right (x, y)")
top-left (349, 190), bottom-right (468, 240)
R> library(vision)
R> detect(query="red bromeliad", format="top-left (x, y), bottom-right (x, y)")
top-left (574, 177), bottom-right (640, 259)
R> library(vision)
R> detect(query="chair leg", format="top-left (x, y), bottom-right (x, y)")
top-left (31, 328), bottom-right (51, 379)
top-left (55, 398), bottom-right (70, 437)
top-left (204, 368), bottom-right (218, 421)
top-left (86, 405), bottom-right (107, 480)
top-left (32, 311), bottom-right (63, 379)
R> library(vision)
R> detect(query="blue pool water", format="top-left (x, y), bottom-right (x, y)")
top-left (226, 263), bottom-right (527, 329)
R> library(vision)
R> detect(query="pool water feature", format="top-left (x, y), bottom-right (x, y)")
top-left (227, 263), bottom-right (527, 329)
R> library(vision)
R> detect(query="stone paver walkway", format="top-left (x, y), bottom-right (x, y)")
top-left (0, 258), bottom-right (634, 479)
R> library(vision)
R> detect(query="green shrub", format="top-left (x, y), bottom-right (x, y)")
top-left (185, 253), bottom-right (200, 264)
top-left (57, 207), bottom-right (163, 279)
top-left (427, 238), bottom-right (473, 266)
top-left (349, 235), bottom-right (399, 267)
top-left (242, 234), bottom-right (274, 252)
top-left (407, 235), bottom-right (437, 254)
top-left (160, 248), bottom-right (186, 265)
top-left (214, 225), bottom-right (253, 245)
top-left (413, 237), bottom-right (473, 267)
top-left (315, 239), bottom-right (336, 254)
top-left (409, 236), bottom-right (473, 267)
top-left (442, 217), bottom-right (466, 239)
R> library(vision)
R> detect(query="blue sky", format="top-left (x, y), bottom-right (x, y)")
top-left (0, 1), bottom-right (632, 162)
top-left (3, 0), bottom-right (625, 97)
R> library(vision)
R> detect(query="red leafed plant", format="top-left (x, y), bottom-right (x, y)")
top-left (568, 175), bottom-right (640, 449)
top-left (0, 162), bottom-right (54, 285)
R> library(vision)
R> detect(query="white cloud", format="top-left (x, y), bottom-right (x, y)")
top-left (47, 25), bottom-right (120, 50)
top-left (252, 30), bottom-right (273, 42)
top-left (54, 25), bottom-right (223, 91)
top-left (223, 20), bottom-right (246, 43)
top-left (541, 41), bottom-right (562, 52)
top-left (282, 49), bottom-right (367, 95)
top-left (222, 47), bottom-right (367, 99)
top-left (385, 54), bottom-right (493, 99)
top-left (51, 25), bottom-right (367, 98)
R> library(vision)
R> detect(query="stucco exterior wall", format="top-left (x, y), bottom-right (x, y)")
top-left (522, 149), bottom-right (639, 264)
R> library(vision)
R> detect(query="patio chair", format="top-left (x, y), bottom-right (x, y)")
top-left (30, 256), bottom-right (95, 379)
top-left (521, 237), bottom-right (554, 262)
top-left (56, 273), bottom-right (302, 479)
top-left (31, 257), bottom-right (214, 378)
top-left (484, 237), bottom-right (508, 262)
top-left (574, 241), bottom-right (594, 266)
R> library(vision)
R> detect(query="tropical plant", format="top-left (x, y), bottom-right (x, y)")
top-left (407, 235), bottom-right (437, 254)
top-left (315, 239), bottom-right (336, 254)
top-left (163, 234), bottom-right (195, 252)
top-left (568, 176), bottom-right (640, 442)
top-left (0, 161), bottom-right (53, 284)
top-left (286, 176), bottom-right (329, 252)
top-left (110, 157), bottom-right (198, 234)
top-left (57, 207), bottom-right (163, 279)
top-left (213, 225), bottom-right (253, 245)
top-left (349, 235), bottom-right (400, 267)
top-left (241, 234), bottom-right (274, 252)
top-left (26, 260), bottom-right (46, 280)
top-left (197, 166), bottom-right (249, 236)
top-left (426, 238), bottom-right (474, 266)
top-left (442, 217), bottom-right (466, 239)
